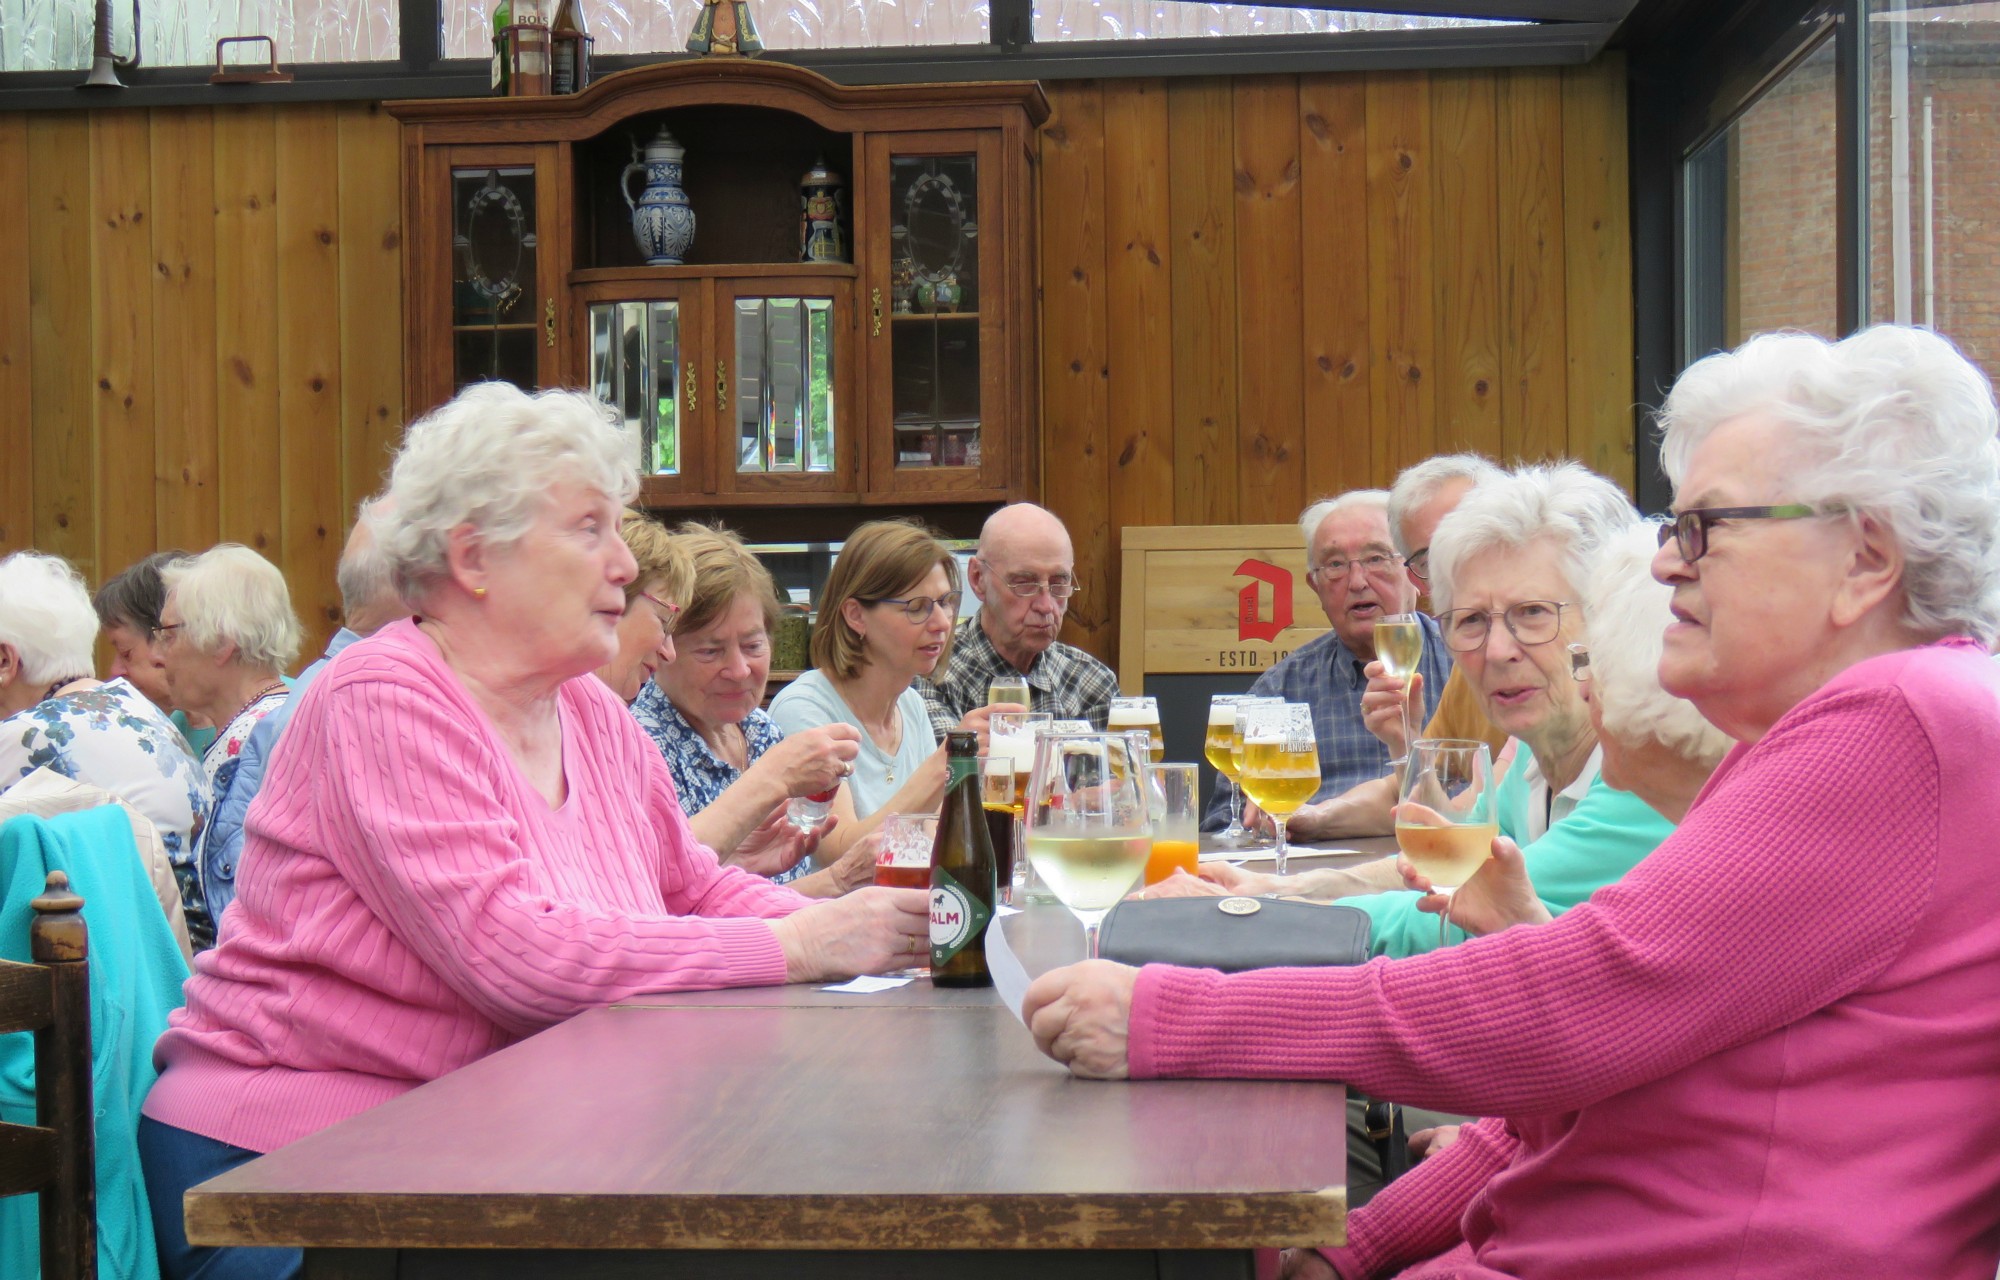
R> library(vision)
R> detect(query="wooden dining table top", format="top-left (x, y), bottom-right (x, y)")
top-left (185, 881), bottom-right (1360, 1255)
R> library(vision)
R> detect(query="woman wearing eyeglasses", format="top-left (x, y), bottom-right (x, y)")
top-left (769, 518), bottom-right (990, 821)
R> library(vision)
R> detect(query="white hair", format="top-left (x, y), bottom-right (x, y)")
top-left (1429, 463), bottom-right (1639, 613)
top-left (373, 382), bottom-right (640, 604)
top-left (1582, 523), bottom-right (1733, 766)
top-left (0, 553), bottom-right (98, 686)
top-left (1299, 489), bottom-right (1391, 550)
top-left (336, 497), bottom-right (400, 621)
top-left (161, 544), bottom-right (302, 672)
top-left (1386, 454), bottom-right (1504, 556)
top-left (1658, 326), bottom-right (2000, 643)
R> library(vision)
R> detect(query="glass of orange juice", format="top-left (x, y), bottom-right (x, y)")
top-left (1143, 763), bottom-right (1201, 886)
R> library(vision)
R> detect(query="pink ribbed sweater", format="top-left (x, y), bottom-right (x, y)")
top-left (1130, 639), bottom-right (2000, 1279)
top-left (144, 619), bottom-right (809, 1154)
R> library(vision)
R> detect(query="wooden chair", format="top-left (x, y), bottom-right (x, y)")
top-left (0, 870), bottom-right (95, 1280)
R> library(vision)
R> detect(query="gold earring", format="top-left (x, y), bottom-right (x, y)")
top-left (473, 586), bottom-right (487, 599)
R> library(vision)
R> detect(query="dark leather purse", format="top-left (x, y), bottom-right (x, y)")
top-left (1096, 895), bottom-right (1372, 972)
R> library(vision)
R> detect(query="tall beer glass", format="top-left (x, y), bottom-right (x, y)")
top-left (1395, 739), bottom-right (1497, 947)
top-left (1024, 732), bottom-right (1151, 958)
top-left (1238, 702), bottom-right (1319, 876)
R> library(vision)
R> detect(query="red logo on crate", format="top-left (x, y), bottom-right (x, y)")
top-left (1234, 559), bottom-right (1293, 643)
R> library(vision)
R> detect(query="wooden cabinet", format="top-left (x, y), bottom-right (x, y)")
top-left (389, 61), bottom-right (1047, 509)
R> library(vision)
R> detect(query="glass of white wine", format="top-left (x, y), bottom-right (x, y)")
top-left (988, 674), bottom-right (1031, 710)
top-left (1237, 702), bottom-right (1319, 877)
top-left (1395, 739), bottom-right (1498, 947)
top-left (1024, 731), bottom-right (1152, 959)
top-left (1374, 612), bottom-right (1426, 767)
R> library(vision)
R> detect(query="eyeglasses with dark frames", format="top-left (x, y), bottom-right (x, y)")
top-left (1658, 504), bottom-right (1826, 564)
top-left (863, 592), bottom-right (962, 622)
top-left (1435, 601), bottom-right (1572, 653)
top-left (1405, 548), bottom-right (1431, 582)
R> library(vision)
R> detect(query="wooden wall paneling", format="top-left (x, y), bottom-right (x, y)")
top-left (91, 111), bottom-right (158, 587)
top-left (336, 102), bottom-right (407, 520)
top-left (151, 107), bottom-right (222, 556)
top-left (1496, 68), bottom-right (1569, 466)
top-left (0, 117), bottom-right (31, 553)
top-left (1429, 72), bottom-right (1503, 462)
top-left (1561, 55), bottom-right (1636, 493)
top-left (1166, 79), bottom-right (1238, 527)
top-left (1100, 80), bottom-right (1174, 538)
top-left (26, 115), bottom-right (94, 571)
top-left (1230, 77), bottom-right (1306, 522)
top-left (1038, 82), bottom-right (1113, 660)
top-left (276, 105), bottom-right (347, 663)
top-left (1297, 76), bottom-right (1373, 502)
top-left (1363, 72), bottom-right (1437, 482)
top-left (213, 106), bottom-right (283, 561)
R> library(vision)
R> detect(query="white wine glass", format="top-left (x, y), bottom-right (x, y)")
top-left (987, 674), bottom-right (1031, 710)
top-left (1024, 731), bottom-right (1152, 958)
top-left (1374, 612), bottom-right (1426, 767)
top-left (1237, 702), bottom-right (1319, 877)
top-left (1395, 740), bottom-right (1498, 948)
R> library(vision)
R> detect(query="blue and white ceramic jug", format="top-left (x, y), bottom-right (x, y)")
top-left (621, 126), bottom-right (695, 266)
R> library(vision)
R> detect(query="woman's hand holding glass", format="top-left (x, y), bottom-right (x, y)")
top-left (1398, 833), bottom-right (1552, 936)
top-left (763, 723), bottom-right (862, 798)
top-left (724, 803), bottom-right (830, 879)
top-left (1360, 663), bottom-right (1423, 759)
top-left (768, 885), bottom-right (931, 983)
top-left (1394, 739), bottom-right (1498, 946)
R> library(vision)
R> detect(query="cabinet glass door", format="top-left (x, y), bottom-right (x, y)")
top-left (590, 299), bottom-right (686, 477)
top-left (451, 164), bottom-right (544, 393)
top-left (714, 278), bottom-right (853, 497)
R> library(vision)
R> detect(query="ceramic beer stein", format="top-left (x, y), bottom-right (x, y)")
top-left (621, 125), bottom-right (696, 266)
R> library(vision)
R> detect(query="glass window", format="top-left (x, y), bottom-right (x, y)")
top-left (1868, 0), bottom-right (2000, 385)
top-left (1032, 2), bottom-right (1516, 41)
top-left (1683, 35), bottom-right (1839, 360)
top-left (0, 0), bottom-right (399, 72)
top-left (443, 1), bottom-right (988, 60)
top-left (453, 166), bottom-right (540, 393)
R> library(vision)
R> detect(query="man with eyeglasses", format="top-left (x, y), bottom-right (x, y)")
top-left (1204, 489), bottom-right (1451, 831)
top-left (918, 503), bottom-right (1119, 734)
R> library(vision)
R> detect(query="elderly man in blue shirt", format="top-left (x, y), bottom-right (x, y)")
top-left (1204, 489), bottom-right (1449, 832)
top-left (198, 500), bottom-right (408, 929)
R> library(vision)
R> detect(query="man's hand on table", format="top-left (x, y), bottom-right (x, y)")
top-left (769, 885), bottom-right (929, 982)
top-left (1022, 959), bottom-right (1138, 1080)
top-left (1244, 795), bottom-right (1361, 843)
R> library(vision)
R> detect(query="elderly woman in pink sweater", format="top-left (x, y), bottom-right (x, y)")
top-left (1025, 325), bottom-right (2000, 1280)
top-left (138, 383), bottom-right (926, 1280)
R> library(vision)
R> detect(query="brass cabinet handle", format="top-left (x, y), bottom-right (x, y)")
top-left (544, 297), bottom-right (556, 348)
top-left (685, 370), bottom-right (696, 413)
top-left (716, 359), bottom-right (726, 406)
top-left (871, 287), bottom-right (883, 338)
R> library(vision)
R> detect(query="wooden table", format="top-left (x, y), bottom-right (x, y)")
top-left (186, 906), bottom-right (1349, 1279)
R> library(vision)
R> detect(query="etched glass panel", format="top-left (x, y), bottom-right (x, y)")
top-left (443, 0), bottom-right (986, 58)
top-left (888, 153), bottom-right (980, 469)
top-left (452, 165), bottom-right (540, 392)
top-left (733, 296), bottom-right (834, 475)
top-left (1, 0), bottom-right (399, 72)
top-left (588, 298), bottom-right (681, 476)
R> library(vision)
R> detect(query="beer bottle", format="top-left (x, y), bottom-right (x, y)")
top-left (490, 0), bottom-right (512, 93)
top-left (550, 0), bottom-right (590, 94)
top-left (929, 730), bottom-right (995, 987)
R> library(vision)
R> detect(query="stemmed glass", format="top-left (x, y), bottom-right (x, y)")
top-left (986, 710), bottom-right (1049, 903)
top-left (1395, 740), bottom-right (1498, 947)
top-left (1237, 703), bottom-right (1319, 877)
top-left (1203, 694), bottom-right (1252, 845)
top-left (1373, 612), bottom-right (1425, 766)
top-left (1228, 696), bottom-right (1285, 848)
top-left (1024, 731), bottom-right (1152, 959)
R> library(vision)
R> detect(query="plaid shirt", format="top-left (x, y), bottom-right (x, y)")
top-left (919, 614), bottom-right (1121, 736)
top-left (1202, 614), bottom-right (1452, 829)
top-left (628, 682), bottom-right (805, 884)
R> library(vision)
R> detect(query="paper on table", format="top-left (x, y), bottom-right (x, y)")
top-left (986, 913), bottom-right (1032, 1023)
top-left (819, 975), bottom-right (914, 994)
top-left (1199, 848), bottom-right (1364, 863)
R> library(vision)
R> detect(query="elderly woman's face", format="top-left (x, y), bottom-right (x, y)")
top-left (1451, 539), bottom-right (1589, 748)
top-left (104, 621), bottom-right (175, 710)
top-left (1653, 412), bottom-right (1856, 732)
top-left (659, 592), bottom-right (771, 730)
top-left (483, 478), bottom-right (637, 682)
top-left (152, 591), bottom-right (217, 713)
top-left (597, 579), bottom-right (676, 705)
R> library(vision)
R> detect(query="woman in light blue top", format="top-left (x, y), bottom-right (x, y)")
top-left (769, 519), bottom-right (993, 823)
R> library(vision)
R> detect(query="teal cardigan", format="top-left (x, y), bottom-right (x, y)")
top-left (1352, 743), bottom-right (1676, 958)
top-left (0, 807), bottom-right (190, 1280)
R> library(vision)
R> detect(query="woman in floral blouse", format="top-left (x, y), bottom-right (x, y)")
top-left (0, 551), bottom-right (210, 933)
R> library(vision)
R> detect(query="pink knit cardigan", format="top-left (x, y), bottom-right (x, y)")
top-left (145, 619), bottom-right (810, 1153)
top-left (1131, 640), bottom-right (2000, 1279)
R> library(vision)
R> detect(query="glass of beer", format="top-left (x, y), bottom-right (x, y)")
top-left (977, 752), bottom-right (1022, 904)
top-left (1143, 762), bottom-right (1200, 886)
top-left (1205, 694), bottom-right (1251, 845)
top-left (1227, 696), bottom-right (1284, 846)
top-left (1374, 612), bottom-right (1426, 766)
top-left (989, 711), bottom-right (1051, 901)
top-left (987, 674), bottom-right (1031, 710)
top-left (1107, 695), bottom-right (1164, 762)
top-left (875, 812), bottom-right (937, 890)
top-left (1237, 702), bottom-right (1320, 876)
top-left (1024, 731), bottom-right (1152, 958)
top-left (1395, 739), bottom-right (1498, 947)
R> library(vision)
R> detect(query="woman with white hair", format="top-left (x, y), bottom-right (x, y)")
top-left (139, 383), bottom-right (928, 1280)
top-left (0, 551), bottom-right (210, 913)
top-left (1025, 326), bottom-right (2000, 1280)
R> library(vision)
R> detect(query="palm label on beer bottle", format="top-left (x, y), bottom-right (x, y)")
top-left (930, 867), bottom-right (991, 963)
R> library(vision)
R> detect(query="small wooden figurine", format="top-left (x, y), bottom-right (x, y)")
top-left (686, 0), bottom-right (764, 56)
